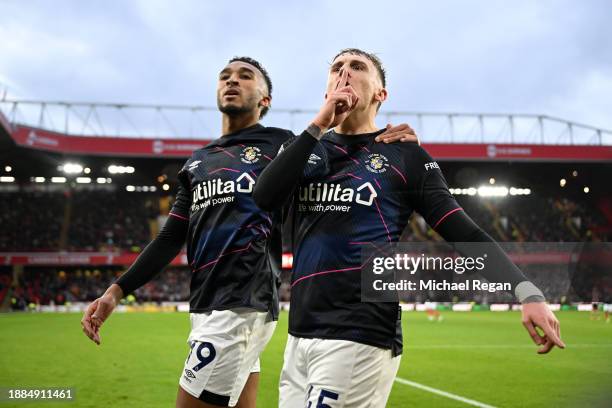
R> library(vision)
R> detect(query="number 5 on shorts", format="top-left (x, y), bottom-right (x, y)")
top-left (307, 387), bottom-right (339, 408)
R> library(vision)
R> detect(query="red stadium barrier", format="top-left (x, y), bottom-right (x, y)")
top-left (3, 250), bottom-right (611, 266)
top-left (8, 124), bottom-right (612, 161)
top-left (0, 252), bottom-right (188, 266)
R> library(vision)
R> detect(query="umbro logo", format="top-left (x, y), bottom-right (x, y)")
top-left (184, 369), bottom-right (196, 379)
top-left (188, 160), bottom-right (202, 171)
top-left (308, 153), bottom-right (321, 165)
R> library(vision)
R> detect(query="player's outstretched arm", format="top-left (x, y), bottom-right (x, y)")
top-left (80, 187), bottom-right (190, 345)
top-left (410, 146), bottom-right (565, 353)
top-left (435, 211), bottom-right (565, 353)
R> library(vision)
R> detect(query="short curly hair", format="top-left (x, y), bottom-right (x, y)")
top-left (228, 56), bottom-right (273, 118)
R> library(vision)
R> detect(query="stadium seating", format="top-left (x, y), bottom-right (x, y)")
top-left (402, 195), bottom-right (609, 243)
top-left (0, 191), bottom-right (159, 252)
top-left (9, 267), bottom-right (189, 309)
top-left (1, 191), bottom-right (607, 253)
top-left (2, 188), bottom-right (609, 307)
top-left (0, 191), bottom-right (64, 251)
top-left (67, 191), bottom-right (158, 252)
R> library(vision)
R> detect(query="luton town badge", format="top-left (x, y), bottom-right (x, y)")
top-left (365, 153), bottom-right (389, 173)
top-left (240, 146), bottom-right (262, 164)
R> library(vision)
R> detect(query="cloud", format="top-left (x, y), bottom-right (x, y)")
top-left (545, 68), bottom-right (612, 132)
top-left (0, 0), bottom-right (610, 135)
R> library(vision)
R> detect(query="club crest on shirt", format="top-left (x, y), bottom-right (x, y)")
top-left (240, 146), bottom-right (262, 164)
top-left (365, 153), bottom-right (389, 173)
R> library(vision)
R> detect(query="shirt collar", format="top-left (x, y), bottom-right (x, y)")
top-left (205, 123), bottom-right (265, 148)
top-left (325, 128), bottom-right (385, 145)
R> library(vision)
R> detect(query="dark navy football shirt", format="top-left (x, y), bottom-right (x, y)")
top-left (169, 124), bottom-right (292, 316)
top-left (284, 129), bottom-right (461, 353)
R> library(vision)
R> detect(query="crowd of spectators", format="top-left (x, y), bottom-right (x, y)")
top-left (67, 191), bottom-right (158, 252)
top-left (11, 263), bottom-right (595, 308)
top-left (0, 268), bottom-right (11, 306)
top-left (0, 191), bottom-right (65, 251)
top-left (401, 195), bottom-right (609, 243)
top-left (2, 190), bottom-right (609, 308)
top-left (9, 267), bottom-right (190, 309)
top-left (11, 267), bottom-right (121, 307)
top-left (0, 191), bottom-right (158, 252)
top-left (0, 190), bottom-right (608, 253)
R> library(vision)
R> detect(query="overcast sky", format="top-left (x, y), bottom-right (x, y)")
top-left (1, 0), bottom-right (610, 138)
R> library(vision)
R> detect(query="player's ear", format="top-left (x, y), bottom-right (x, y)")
top-left (259, 95), bottom-right (271, 109)
top-left (374, 88), bottom-right (388, 104)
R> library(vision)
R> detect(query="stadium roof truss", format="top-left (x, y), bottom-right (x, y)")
top-left (1, 98), bottom-right (611, 146)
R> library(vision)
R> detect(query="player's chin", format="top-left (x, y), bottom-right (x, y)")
top-left (221, 99), bottom-right (241, 108)
top-left (219, 101), bottom-right (246, 114)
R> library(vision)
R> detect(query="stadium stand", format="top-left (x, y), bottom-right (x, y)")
top-left (0, 191), bottom-right (607, 253)
top-left (0, 268), bottom-right (11, 306)
top-left (0, 191), bottom-right (159, 252)
top-left (0, 106), bottom-right (609, 309)
top-left (0, 191), bottom-right (65, 251)
top-left (401, 195), bottom-right (609, 243)
top-left (67, 191), bottom-right (159, 252)
top-left (9, 267), bottom-right (190, 310)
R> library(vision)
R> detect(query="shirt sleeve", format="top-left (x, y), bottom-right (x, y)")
top-left (409, 146), bottom-right (462, 228)
top-left (407, 146), bottom-right (544, 301)
top-left (114, 184), bottom-right (190, 295)
top-left (253, 130), bottom-right (318, 212)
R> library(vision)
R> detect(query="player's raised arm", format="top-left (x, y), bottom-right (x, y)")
top-left (80, 185), bottom-right (190, 345)
top-left (408, 146), bottom-right (565, 354)
top-left (253, 71), bottom-right (357, 211)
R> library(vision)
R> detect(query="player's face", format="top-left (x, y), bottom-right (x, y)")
top-left (217, 61), bottom-right (270, 117)
top-left (327, 53), bottom-right (387, 111)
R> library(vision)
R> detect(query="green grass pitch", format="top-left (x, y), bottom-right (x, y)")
top-left (1, 311), bottom-right (610, 407)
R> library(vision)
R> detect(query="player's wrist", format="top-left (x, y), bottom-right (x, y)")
top-left (306, 122), bottom-right (326, 140)
top-left (515, 281), bottom-right (545, 304)
top-left (105, 284), bottom-right (124, 304)
top-left (521, 295), bottom-right (546, 304)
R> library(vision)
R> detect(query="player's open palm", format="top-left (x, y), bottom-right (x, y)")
top-left (521, 302), bottom-right (565, 354)
top-left (81, 293), bottom-right (117, 345)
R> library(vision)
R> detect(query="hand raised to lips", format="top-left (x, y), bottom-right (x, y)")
top-left (311, 69), bottom-right (359, 131)
top-left (335, 68), bottom-right (350, 89)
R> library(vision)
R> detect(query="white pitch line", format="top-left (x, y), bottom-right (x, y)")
top-left (395, 377), bottom-right (497, 408)
top-left (405, 343), bottom-right (612, 349)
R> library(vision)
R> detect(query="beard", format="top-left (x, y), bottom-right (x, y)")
top-left (217, 94), bottom-right (258, 117)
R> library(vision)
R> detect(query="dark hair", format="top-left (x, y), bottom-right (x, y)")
top-left (332, 48), bottom-right (386, 88)
top-left (228, 56), bottom-right (272, 118)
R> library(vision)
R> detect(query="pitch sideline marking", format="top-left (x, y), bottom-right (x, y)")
top-left (405, 343), bottom-right (612, 349)
top-left (394, 377), bottom-right (497, 408)
top-left (395, 343), bottom-right (612, 405)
